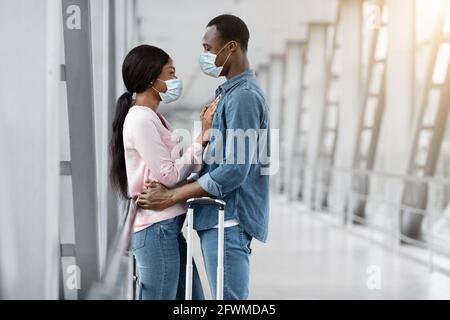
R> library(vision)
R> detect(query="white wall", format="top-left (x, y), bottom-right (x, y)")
top-left (0, 0), bottom-right (61, 299)
top-left (0, 0), bottom-right (135, 299)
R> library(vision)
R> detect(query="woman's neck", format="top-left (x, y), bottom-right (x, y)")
top-left (135, 90), bottom-right (160, 112)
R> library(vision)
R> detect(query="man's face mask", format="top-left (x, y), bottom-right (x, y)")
top-left (152, 78), bottom-right (183, 104)
top-left (199, 42), bottom-right (233, 78)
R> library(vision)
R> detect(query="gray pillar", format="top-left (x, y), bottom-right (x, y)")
top-left (383, 0), bottom-right (414, 174)
top-left (381, 0), bottom-right (415, 236)
top-left (268, 54), bottom-right (286, 192)
top-left (332, 0), bottom-right (362, 219)
top-left (61, 0), bottom-right (100, 298)
top-left (105, 0), bottom-right (119, 267)
top-left (282, 42), bottom-right (306, 198)
top-left (334, 0), bottom-right (361, 170)
top-left (303, 24), bottom-right (328, 208)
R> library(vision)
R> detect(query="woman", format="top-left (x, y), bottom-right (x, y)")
top-left (110, 44), bottom-right (216, 300)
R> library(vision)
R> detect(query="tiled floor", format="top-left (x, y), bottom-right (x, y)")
top-left (245, 196), bottom-right (450, 299)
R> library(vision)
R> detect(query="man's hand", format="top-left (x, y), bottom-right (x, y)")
top-left (136, 182), bottom-right (175, 211)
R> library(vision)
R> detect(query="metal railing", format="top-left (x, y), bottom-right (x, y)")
top-left (297, 165), bottom-right (450, 272)
top-left (87, 199), bottom-right (137, 300)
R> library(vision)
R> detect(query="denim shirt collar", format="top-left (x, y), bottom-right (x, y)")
top-left (216, 69), bottom-right (255, 96)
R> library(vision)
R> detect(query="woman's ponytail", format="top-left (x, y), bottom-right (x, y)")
top-left (110, 92), bottom-right (133, 198)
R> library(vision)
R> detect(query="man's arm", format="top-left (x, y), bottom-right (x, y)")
top-left (136, 181), bottom-right (210, 211)
top-left (172, 181), bottom-right (211, 204)
top-left (196, 89), bottom-right (261, 198)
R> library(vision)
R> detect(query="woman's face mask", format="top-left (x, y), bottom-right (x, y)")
top-left (199, 42), bottom-right (233, 78)
top-left (152, 78), bottom-right (183, 104)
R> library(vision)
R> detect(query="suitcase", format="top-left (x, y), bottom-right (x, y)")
top-left (185, 197), bottom-right (226, 300)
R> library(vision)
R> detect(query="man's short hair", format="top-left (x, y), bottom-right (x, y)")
top-left (207, 14), bottom-right (250, 52)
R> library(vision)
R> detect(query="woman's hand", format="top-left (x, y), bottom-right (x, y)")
top-left (198, 97), bottom-right (219, 146)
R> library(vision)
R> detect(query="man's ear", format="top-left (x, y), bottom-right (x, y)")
top-left (229, 41), bottom-right (239, 52)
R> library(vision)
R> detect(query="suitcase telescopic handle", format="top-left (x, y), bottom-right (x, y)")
top-left (187, 197), bottom-right (225, 209)
top-left (185, 197), bottom-right (226, 300)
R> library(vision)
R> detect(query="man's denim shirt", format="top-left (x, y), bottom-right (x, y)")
top-left (195, 69), bottom-right (271, 242)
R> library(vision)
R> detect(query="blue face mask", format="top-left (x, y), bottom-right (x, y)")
top-left (199, 42), bottom-right (233, 78)
top-left (152, 78), bottom-right (183, 104)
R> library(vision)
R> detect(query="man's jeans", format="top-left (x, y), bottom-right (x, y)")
top-left (198, 225), bottom-right (253, 300)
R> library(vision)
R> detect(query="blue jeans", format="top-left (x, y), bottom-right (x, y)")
top-left (198, 225), bottom-right (253, 300)
top-left (131, 214), bottom-right (204, 300)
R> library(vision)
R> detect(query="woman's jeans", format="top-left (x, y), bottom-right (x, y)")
top-left (131, 214), bottom-right (204, 300)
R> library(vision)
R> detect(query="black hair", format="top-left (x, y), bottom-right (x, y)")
top-left (207, 14), bottom-right (250, 52)
top-left (110, 45), bottom-right (170, 198)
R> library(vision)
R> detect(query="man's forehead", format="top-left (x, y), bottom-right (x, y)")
top-left (202, 25), bottom-right (220, 45)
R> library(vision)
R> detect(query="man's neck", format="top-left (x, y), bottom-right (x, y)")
top-left (225, 55), bottom-right (250, 80)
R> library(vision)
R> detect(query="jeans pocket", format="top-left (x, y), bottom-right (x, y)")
top-left (239, 226), bottom-right (253, 255)
top-left (131, 228), bottom-right (147, 251)
top-left (159, 216), bottom-right (184, 238)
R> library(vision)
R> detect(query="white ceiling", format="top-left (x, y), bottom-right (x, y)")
top-left (136, 0), bottom-right (337, 109)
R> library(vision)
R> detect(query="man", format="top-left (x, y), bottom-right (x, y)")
top-left (137, 14), bottom-right (270, 300)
